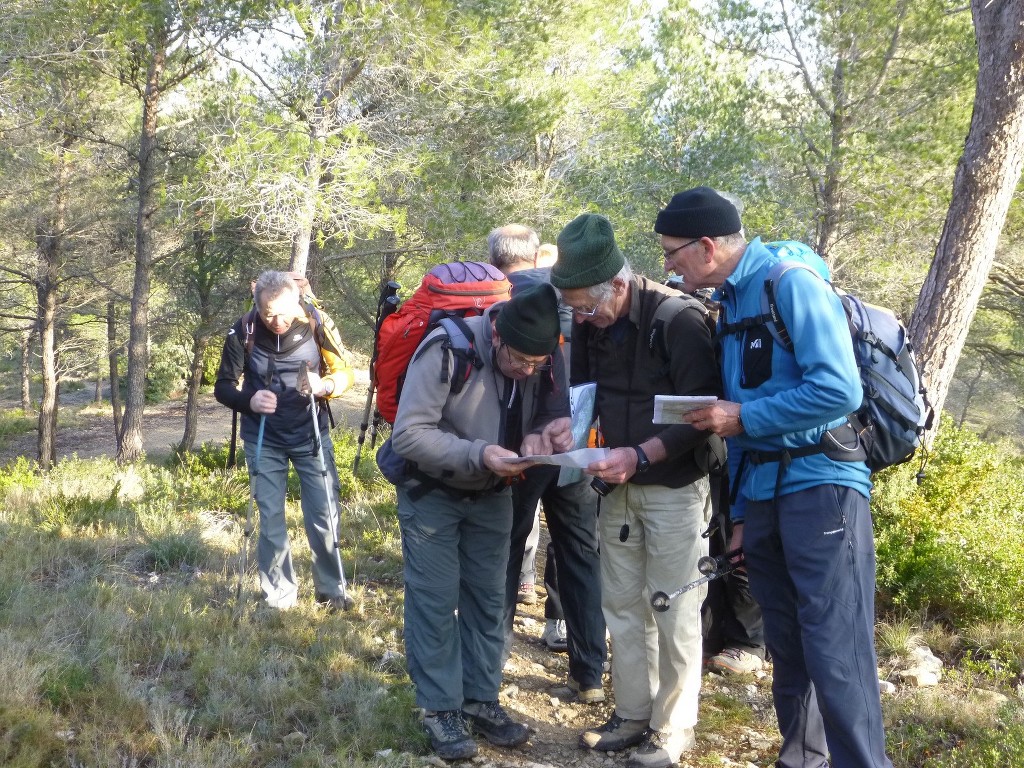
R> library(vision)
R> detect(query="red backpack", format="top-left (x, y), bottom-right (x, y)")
top-left (373, 261), bottom-right (511, 424)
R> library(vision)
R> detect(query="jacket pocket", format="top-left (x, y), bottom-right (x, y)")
top-left (741, 326), bottom-right (774, 389)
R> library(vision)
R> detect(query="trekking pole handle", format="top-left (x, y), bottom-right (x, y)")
top-left (649, 547), bottom-right (743, 612)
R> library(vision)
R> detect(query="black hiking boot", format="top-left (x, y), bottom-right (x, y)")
top-left (422, 709), bottom-right (478, 760)
top-left (462, 700), bottom-right (530, 747)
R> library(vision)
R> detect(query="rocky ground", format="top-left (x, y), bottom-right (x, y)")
top-left (478, 580), bottom-right (780, 768)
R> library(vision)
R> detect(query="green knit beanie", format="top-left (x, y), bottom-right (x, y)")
top-left (495, 283), bottom-right (561, 356)
top-left (551, 213), bottom-right (626, 289)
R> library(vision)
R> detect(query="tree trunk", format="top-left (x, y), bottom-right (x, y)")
top-left (36, 273), bottom-right (58, 469)
top-left (108, 299), bottom-right (122, 441)
top-left (179, 332), bottom-right (209, 453)
top-left (117, 40), bottom-right (166, 464)
top-left (814, 61), bottom-right (849, 261)
top-left (908, 0), bottom-right (1024, 442)
top-left (290, 226), bottom-right (313, 277)
top-left (35, 138), bottom-right (71, 469)
top-left (20, 328), bottom-right (32, 415)
top-left (288, 149), bottom-right (321, 276)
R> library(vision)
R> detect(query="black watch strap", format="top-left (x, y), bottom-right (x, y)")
top-left (633, 445), bottom-right (651, 473)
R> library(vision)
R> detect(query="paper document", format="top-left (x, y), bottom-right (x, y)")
top-left (499, 447), bottom-right (609, 469)
top-left (653, 395), bottom-right (718, 424)
top-left (559, 382), bottom-right (598, 486)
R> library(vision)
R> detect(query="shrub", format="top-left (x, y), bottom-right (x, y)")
top-left (140, 527), bottom-right (208, 572)
top-left (145, 342), bottom-right (186, 403)
top-left (0, 408), bottom-right (35, 452)
top-left (36, 482), bottom-right (130, 533)
top-left (0, 455), bottom-right (41, 500)
top-left (167, 440), bottom-right (240, 472)
top-left (873, 424), bottom-right (1024, 627)
top-left (41, 659), bottom-right (94, 711)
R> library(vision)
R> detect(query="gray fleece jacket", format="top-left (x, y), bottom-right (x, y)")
top-left (391, 303), bottom-right (568, 492)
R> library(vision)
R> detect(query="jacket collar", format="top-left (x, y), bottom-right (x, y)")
top-left (722, 236), bottom-right (772, 296)
top-left (626, 275), bottom-right (644, 326)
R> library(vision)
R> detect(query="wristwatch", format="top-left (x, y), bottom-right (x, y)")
top-left (633, 445), bottom-right (651, 473)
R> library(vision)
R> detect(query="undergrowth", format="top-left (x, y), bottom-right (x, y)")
top-left (0, 423), bottom-right (1022, 767)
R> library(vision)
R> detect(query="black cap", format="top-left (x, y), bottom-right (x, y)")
top-left (654, 187), bottom-right (741, 238)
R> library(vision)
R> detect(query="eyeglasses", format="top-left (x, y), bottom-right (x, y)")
top-left (567, 296), bottom-right (605, 317)
top-left (501, 344), bottom-right (551, 372)
top-left (663, 238), bottom-right (702, 259)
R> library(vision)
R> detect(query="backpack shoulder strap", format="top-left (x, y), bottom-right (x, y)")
top-left (760, 260), bottom-right (825, 351)
top-left (412, 315), bottom-right (484, 394)
top-left (437, 315), bottom-right (483, 394)
top-left (650, 294), bottom-right (707, 360)
top-left (243, 307), bottom-right (258, 358)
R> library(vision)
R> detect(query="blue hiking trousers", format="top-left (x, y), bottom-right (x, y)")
top-left (743, 484), bottom-right (893, 768)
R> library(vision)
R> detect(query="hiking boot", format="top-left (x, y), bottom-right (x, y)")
top-left (517, 582), bottom-right (537, 605)
top-left (541, 618), bottom-right (568, 652)
top-left (625, 728), bottom-right (695, 768)
top-left (708, 647), bottom-right (763, 676)
top-left (315, 592), bottom-right (355, 613)
top-left (579, 713), bottom-right (650, 751)
top-left (567, 675), bottom-right (605, 704)
top-left (462, 700), bottom-right (530, 747)
top-left (422, 709), bottom-right (478, 760)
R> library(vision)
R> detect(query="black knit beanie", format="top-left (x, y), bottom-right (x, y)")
top-left (654, 187), bottom-right (742, 238)
top-left (495, 283), bottom-right (561, 355)
top-left (550, 213), bottom-right (626, 289)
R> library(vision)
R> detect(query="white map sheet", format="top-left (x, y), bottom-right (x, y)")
top-left (652, 395), bottom-right (719, 424)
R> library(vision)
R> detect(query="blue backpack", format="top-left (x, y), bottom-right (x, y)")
top-left (727, 243), bottom-right (933, 474)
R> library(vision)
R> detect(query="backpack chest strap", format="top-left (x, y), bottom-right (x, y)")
top-left (715, 312), bottom-right (773, 342)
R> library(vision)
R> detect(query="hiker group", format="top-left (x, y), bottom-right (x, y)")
top-left (215, 187), bottom-right (930, 768)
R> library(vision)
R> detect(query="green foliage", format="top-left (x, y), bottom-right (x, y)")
top-left (36, 483), bottom-right (128, 534)
top-left (0, 455), bottom-right (41, 500)
top-left (167, 439), bottom-right (242, 473)
top-left (873, 424), bottom-right (1024, 626)
top-left (142, 460), bottom-right (249, 519)
top-left (145, 341), bottom-right (186, 404)
top-left (887, 692), bottom-right (1024, 768)
top-left (40, 660), bottom-right (93, 711)
top-left (331, 429), bottom-right (392, 502)
top-left (0, 409), bottom-right (35, 453)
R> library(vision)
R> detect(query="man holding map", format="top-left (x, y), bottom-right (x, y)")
top-left (549, 213), bottom-right (723, 768)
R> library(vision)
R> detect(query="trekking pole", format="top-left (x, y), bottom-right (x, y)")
top-left (235, 414), bottom-right (265, 618)
top-left (353, 281), bottom-right (400, 472)
top-left (227, 410), bottom-right (239, 468)
top-left (650, 547), bottom-right (743, 612)
top-left (308, 387), bottom-right (354, 610)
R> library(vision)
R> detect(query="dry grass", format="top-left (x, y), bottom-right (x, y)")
top-left (2, 432), bottom-right (1024, 767)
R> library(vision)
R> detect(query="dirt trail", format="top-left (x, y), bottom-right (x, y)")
top-left (0, 374), bottom-right (372, 465)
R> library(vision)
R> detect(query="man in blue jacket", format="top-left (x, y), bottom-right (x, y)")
top-left (657, 187), bottom-right (892, 768)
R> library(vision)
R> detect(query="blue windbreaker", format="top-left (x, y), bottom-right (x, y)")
top-left (714, 238), bottom-right (872, 521)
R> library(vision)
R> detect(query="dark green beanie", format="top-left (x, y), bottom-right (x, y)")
top-left (495, 283), bottom-right (561, 356)
top-left (551, 213), bottom-right (626, 289)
